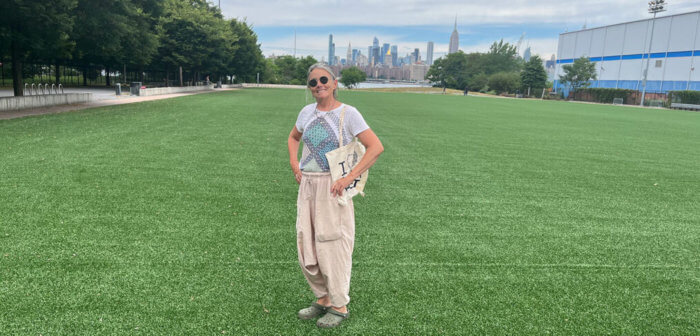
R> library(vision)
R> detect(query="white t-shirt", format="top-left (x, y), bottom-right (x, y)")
top-left (295, 103), bottom-right (370, 172)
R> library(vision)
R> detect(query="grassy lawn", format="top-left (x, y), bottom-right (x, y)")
top-left (1, 89), bottom-right (698, 335)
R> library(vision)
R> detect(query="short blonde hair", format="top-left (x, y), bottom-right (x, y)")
top-left (307, 62), bottom-right (338, 98)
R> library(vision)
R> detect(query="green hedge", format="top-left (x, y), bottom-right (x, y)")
top-left (667, 91), bottom-right (700, 105)
top-left (577, 88), bottom-right (636, 104)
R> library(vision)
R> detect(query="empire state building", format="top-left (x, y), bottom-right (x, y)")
top-left (448, 18), bottom-right (459, 54)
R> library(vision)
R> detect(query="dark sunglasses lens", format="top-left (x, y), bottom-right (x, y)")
top-left (308, 79), bottom-right (317, 87)
top-left (320, 76), bottom-right (328, 84)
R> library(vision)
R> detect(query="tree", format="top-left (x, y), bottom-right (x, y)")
top-left (227, 19), bottom-right (264, 83)
top-left (426, 51), bottom-right (469, 91)
top-left (0, 0), bottom-right (77, 95)
top-left (340, 67), bottom-right (366, 89)
top-left (484, 39), bottom-right (522, 75)
top-left (520, 55), bottom-right (547, 95)
top-left (469, 73), bottom-right (489, 92)
top-left (157, 0), bottom-right (232, 84)
top-left (294, 56), bottom-right (317, 85)
top-left (273, 56), bottom-right (298, 84)
top-left (72, 0), bottom-right (159, 86)
top-left (559, 57), bottom-right (597, 98)
top-left (488, 71), bottom-right (520, 94)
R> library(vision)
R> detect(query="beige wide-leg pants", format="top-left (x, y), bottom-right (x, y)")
top-left (297, 172), bottom-right (355, 307)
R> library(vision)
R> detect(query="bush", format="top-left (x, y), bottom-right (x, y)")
top-left (576, 88), bottom-right (636, 104)
top-left (667, 91), bottom-right (700, 105)
top-left (488, 72), bottom-right (520, 94)
top-left (469, 73), bottom-right (489, 92)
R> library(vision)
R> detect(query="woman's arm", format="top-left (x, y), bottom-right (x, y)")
top-left (330, 128), bottom-right (384, 197)
top-left (288, 126), bottom-right (303, 184)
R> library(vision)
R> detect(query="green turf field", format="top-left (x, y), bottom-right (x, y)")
top-left (1, 89), bottom-right (698, 335)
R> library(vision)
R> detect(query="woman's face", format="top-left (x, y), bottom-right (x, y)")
top-left (308, 68), bottom-right (336, 100)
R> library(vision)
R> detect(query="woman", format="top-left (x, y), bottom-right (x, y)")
top-left (288, 63), bottom-right (383, 328)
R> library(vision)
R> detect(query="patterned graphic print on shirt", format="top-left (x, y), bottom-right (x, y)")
top-left (301, 116), bottom-right (339, 171)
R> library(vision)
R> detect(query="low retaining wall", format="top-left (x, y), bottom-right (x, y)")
top-left (0, 93), bottom-right (93, 111)
top-left (138, 85), bottom-right (214, 96)
top-left (241, 83), bottom-right (306, 89)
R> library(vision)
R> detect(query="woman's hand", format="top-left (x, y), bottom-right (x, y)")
top-left (292, 166), bottom-right (302, 184)
top-left (330, 176), bottom-right (354, 197)
top-left (288, 126), bottom-right (303, 184)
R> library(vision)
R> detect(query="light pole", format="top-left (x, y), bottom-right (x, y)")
top-left (640, 0), bottom-right (666, 106)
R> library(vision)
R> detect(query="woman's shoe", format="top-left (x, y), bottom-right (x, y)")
top-left (297, 302), bottom-right (329, 320)
top-left (316, 308), bottom-right (349, 328)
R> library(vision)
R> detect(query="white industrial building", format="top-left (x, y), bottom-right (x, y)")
top-left (554, 10), bottom-right (700, 94)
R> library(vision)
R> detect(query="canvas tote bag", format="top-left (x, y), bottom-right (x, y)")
top-left (325, 106), bottom-right (368, 206)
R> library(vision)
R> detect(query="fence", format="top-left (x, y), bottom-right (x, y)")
top-left (0, 60), bottom-right (208, 88)
top-left (568, 90), bottom-right (668, 106)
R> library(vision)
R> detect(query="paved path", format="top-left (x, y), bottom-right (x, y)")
top-left (0, 88), bottom-right (236, 120)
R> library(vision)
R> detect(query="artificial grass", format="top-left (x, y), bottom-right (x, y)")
top-left (0, 89), bottom-right (698, 335)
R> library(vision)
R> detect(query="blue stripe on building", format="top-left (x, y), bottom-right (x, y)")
top-left (556, 50), bottom-right (698, 64)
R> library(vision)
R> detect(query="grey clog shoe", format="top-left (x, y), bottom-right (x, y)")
top-left (316, 309), bottom-right (349, 328)
top-left (297, 302), bottom-right (329, 320)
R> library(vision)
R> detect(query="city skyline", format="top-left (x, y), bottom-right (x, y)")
top-left (218, 0), bottom-right (699, 63)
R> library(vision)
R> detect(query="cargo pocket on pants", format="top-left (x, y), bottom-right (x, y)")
top-left (314, 197), bottom-right (343, 242)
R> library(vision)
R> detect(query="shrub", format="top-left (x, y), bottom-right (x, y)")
top-left (488, 71), bottom-right (520, 94)
top-left (667, 91), bottom-right (700, 105)
top-left (576, 88), bottom-right (636, 104)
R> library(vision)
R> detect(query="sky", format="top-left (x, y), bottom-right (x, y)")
top-left (218, 0), bottom-right (699, 62)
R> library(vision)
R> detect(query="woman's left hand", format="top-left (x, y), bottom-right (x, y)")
top-left (330, 176), bottom-right (354, 197)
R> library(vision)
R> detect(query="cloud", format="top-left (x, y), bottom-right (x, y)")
top-left (223, 0), bottom-right (700, 27)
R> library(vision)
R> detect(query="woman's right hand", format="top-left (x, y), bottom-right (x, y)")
top-left (292, 165), bottom-right (302, 184)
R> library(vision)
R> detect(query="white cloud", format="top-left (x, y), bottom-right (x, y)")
top-left (222, 0), bottom-right (699, 27)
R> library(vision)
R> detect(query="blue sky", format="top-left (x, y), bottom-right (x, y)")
top-left (219, 0), bottom-right (699, 62)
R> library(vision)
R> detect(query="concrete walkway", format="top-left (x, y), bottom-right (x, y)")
top-left (0, 88), bottom-right (236, 120)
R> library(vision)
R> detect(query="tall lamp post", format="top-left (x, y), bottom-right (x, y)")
top-left (640, 0), bottom-right (666, 106)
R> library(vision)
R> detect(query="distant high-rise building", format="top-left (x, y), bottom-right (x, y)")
top-left (347, 42), bottom-right (352, 65)
top-left (352, 49), bottom-right (358, 64)
top-left (523, 46), bottom-right (531, 62)
top-left (373, 37), bottom-right (379, 49)
top-left (372, 46), bottom-right (380, 66)
top-left (391, 45), bottom-right (398, 67)
top-left (328, 34), bottom-right (335, 65)
top-left (413, 48), bottom-right (420, 63)
top-left (427, 41), bottom-right (434, 65)
top-left (381, 43), bottom-right (390, 64)
top-left (449, 17), bottom-right (459, 54)
top-left (384, 48), bottom-right (392, 67)
top-left (368, 46), bottom-right (373, 65)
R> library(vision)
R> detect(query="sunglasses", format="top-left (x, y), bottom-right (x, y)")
top-left (308, 76), bottom-right (329, 88)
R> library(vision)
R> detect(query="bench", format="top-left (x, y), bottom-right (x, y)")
top-left (670, 103), bottom-right (700, 111)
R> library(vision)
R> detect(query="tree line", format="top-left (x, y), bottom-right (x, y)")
top-left (426, 40), bottom-right (548, 96)
top-left (0, 0), bottom-right (265, 96)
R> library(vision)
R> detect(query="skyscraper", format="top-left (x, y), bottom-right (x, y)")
top-left (449, 18), bottom-right (459, 54)
top-left (328, 34), bottom-right (335, 65)
top-left (391, 45), bottom-right (398, 67)
top-left (347, 42), bottom-right (352, 65)
top-left (381, 43), bottom-right (390, 64)
top-left (426, 41), bottom-right (434, 65)
top-left (384, 48), bottom-right (392, 67)
top-left (368, 46), bottom-right (373, 65)
top-left (523, 46), bottom-right (531, 62)
top-left (413, 48), bottom-right (420, 63)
